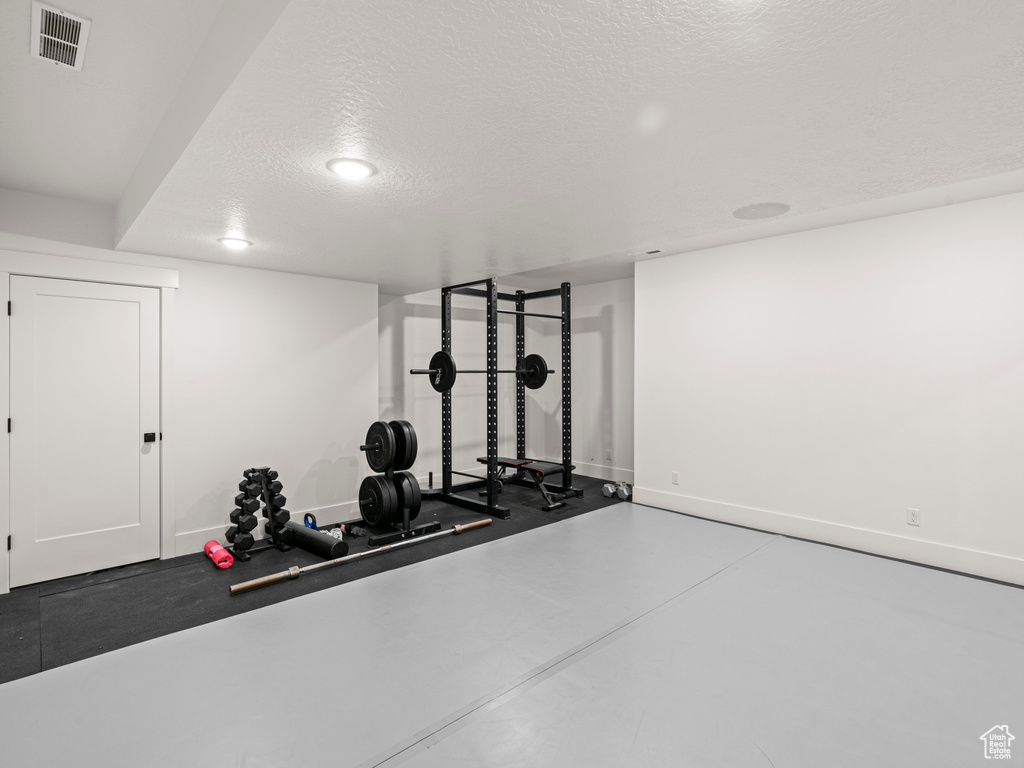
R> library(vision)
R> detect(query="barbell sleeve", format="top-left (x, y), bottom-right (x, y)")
top-left (229, 566), bottom-right (301, 595)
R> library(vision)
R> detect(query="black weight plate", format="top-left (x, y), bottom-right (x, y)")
top-left (393, 470), bottom-right (422, 521)
top-left (359, 475), bottom-right (397, 527)
top-left (389, 419), bottom-right (418, 471)
top-left (428, 350), bottom-right (457, 393)
top-left (364, 421), bottom-right (396, 472)
top-left (520, 354), bottom-right (549, 390)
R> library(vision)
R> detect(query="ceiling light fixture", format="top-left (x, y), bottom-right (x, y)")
top-left (327, 158), bottom-right (378, 181)
top-left (218, 237), bottom-right (252, 250)
top-left (733, 202), bottom-right (790, 220)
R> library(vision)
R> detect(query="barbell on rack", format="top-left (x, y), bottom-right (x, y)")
top-left (410, 350), bottom-right (554, 393)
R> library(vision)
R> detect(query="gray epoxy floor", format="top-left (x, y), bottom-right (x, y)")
top-left (0, 503), bottom-right (1021, 767)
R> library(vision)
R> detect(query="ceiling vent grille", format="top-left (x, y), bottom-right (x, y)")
top-left (30, 2), bottom-right (91, 71)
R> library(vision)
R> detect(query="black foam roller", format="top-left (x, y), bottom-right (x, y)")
top-left (282, 521), bottom-right (349, 559)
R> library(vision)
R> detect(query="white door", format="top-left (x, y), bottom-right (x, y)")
top-left (9, 276), bottom-right (160, 587)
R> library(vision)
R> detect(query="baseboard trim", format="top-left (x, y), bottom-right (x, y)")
top-left (571, 461), bottom-right (633, 484)
top-left (634, 487), bottom-right (1024, 587)
top-left (174, 501), bottom-right (361, 556)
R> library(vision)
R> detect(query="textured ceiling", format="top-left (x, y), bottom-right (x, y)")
top-left (3, 0), bottom-right (1024, 295)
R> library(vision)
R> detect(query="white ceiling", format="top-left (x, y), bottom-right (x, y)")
top-left (2, 0), bottom-right (1023, 296)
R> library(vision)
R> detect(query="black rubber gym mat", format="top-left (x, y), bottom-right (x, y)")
top-left (0, 586), bottom-right (41, 684)
top-left (0, 474), bottom-right (621, 683)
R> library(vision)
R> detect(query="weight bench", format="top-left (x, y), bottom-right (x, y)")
top-left (477, 457), bottom-right (575, 511)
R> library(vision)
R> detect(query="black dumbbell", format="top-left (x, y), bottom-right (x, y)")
top-left (233, 531), bottom-right (255, 550)
top-left (237, 513), bottom-right (257, 532)
top-left (269, 508), bottom-right (290, 526)
top-left (234, 494), bottom-right (260, 513)
top-left (266, 470), bottom-right (279, 481)
top-left (238, 480), bottom-right (261, 498)
top-left (268, 480), bottom-right (283, 495)
top-left (225, 525), bottom-right (239, 542)
top-left (269, 494), bottom-right (287, 508)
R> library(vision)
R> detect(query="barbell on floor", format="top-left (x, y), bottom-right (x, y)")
top-left (410, 350), bottom-right (554, 393)
top-left (229, 518), bottom-right (493, 595)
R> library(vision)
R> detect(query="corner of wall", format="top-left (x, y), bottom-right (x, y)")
top-left (0, 272), bottom-right (9, 595)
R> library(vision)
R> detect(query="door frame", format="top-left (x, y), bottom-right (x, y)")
top-left (0, 249), bottom-right (178, 595)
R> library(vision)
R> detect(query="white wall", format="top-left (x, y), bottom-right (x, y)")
top-left (0, 189), bottom-right (114, 250)
top-left (519, 279), bottom-right (635, 482)
top-left (380, 278), bottom-right (634, 484)
top-left (635, 193), bottom-right (1024, 585)
top-left (170, 260), bottom-right (378, 551)
top-left (0, 233), bottom-right (378, 567)
top-left (379, 289), bottom-right (519, 484)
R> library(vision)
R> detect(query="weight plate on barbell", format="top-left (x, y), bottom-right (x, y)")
top-left (359, 474), bottom-right (397, 527)
top-left (428, 350), bottom-right (458, 393)
top-left (389, 419), bottom-right (418, 471)
top-left (519, 353), bottom-right (548, 390)
top-left (363, 421), bottom-right (397, 472)
top-left (392, 470), bottom-right (422, 521)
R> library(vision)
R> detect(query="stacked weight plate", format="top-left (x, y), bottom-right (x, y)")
top-left (359, 420), bottom-right (421, 527)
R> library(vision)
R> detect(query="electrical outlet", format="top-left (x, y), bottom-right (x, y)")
top-left (671, 471), bottom-right (679, 485)
top-left (907, 508), bottom-right (921, 527)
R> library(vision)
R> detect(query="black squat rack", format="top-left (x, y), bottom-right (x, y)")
top-left (416, 278), bottom-right (581, 519)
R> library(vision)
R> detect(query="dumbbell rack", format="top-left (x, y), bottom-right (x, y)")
top-left (359, 420), bottom-right (440, 547)
top-left (225, 467), bottom-right (292, 561)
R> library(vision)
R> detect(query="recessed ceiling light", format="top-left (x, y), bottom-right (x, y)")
top-left (218, 237), bottom-right (252, 250)
top-left (733, 202), bottom-right (790, 220)
top-left (327, 158), bottom-right (378, 181)
top-left (479, 266), bottom-right (509, 277)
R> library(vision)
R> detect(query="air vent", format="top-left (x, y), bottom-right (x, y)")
top-left (30, 2), bottom-right (91, 71)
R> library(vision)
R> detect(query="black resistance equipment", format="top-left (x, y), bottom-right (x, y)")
top-left (411, 279), bottom-right (582, 520)
top-left (360, 419), bottom-right (418, 472)
top-left (357, 420), bottom-right (440, 546)
top-left (411, 351), bottom-right (552, 393)
top-left (225, 467), bottom-right (292, 561)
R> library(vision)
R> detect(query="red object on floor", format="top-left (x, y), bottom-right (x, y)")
top-left (204, 540), bottom-right (234, 569)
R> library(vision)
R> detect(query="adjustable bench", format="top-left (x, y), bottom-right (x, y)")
top-left (477, 456), bottom-right (575, 511)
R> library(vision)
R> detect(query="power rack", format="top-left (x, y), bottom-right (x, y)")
top-left (421, 278), bottom-right (581, 519)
